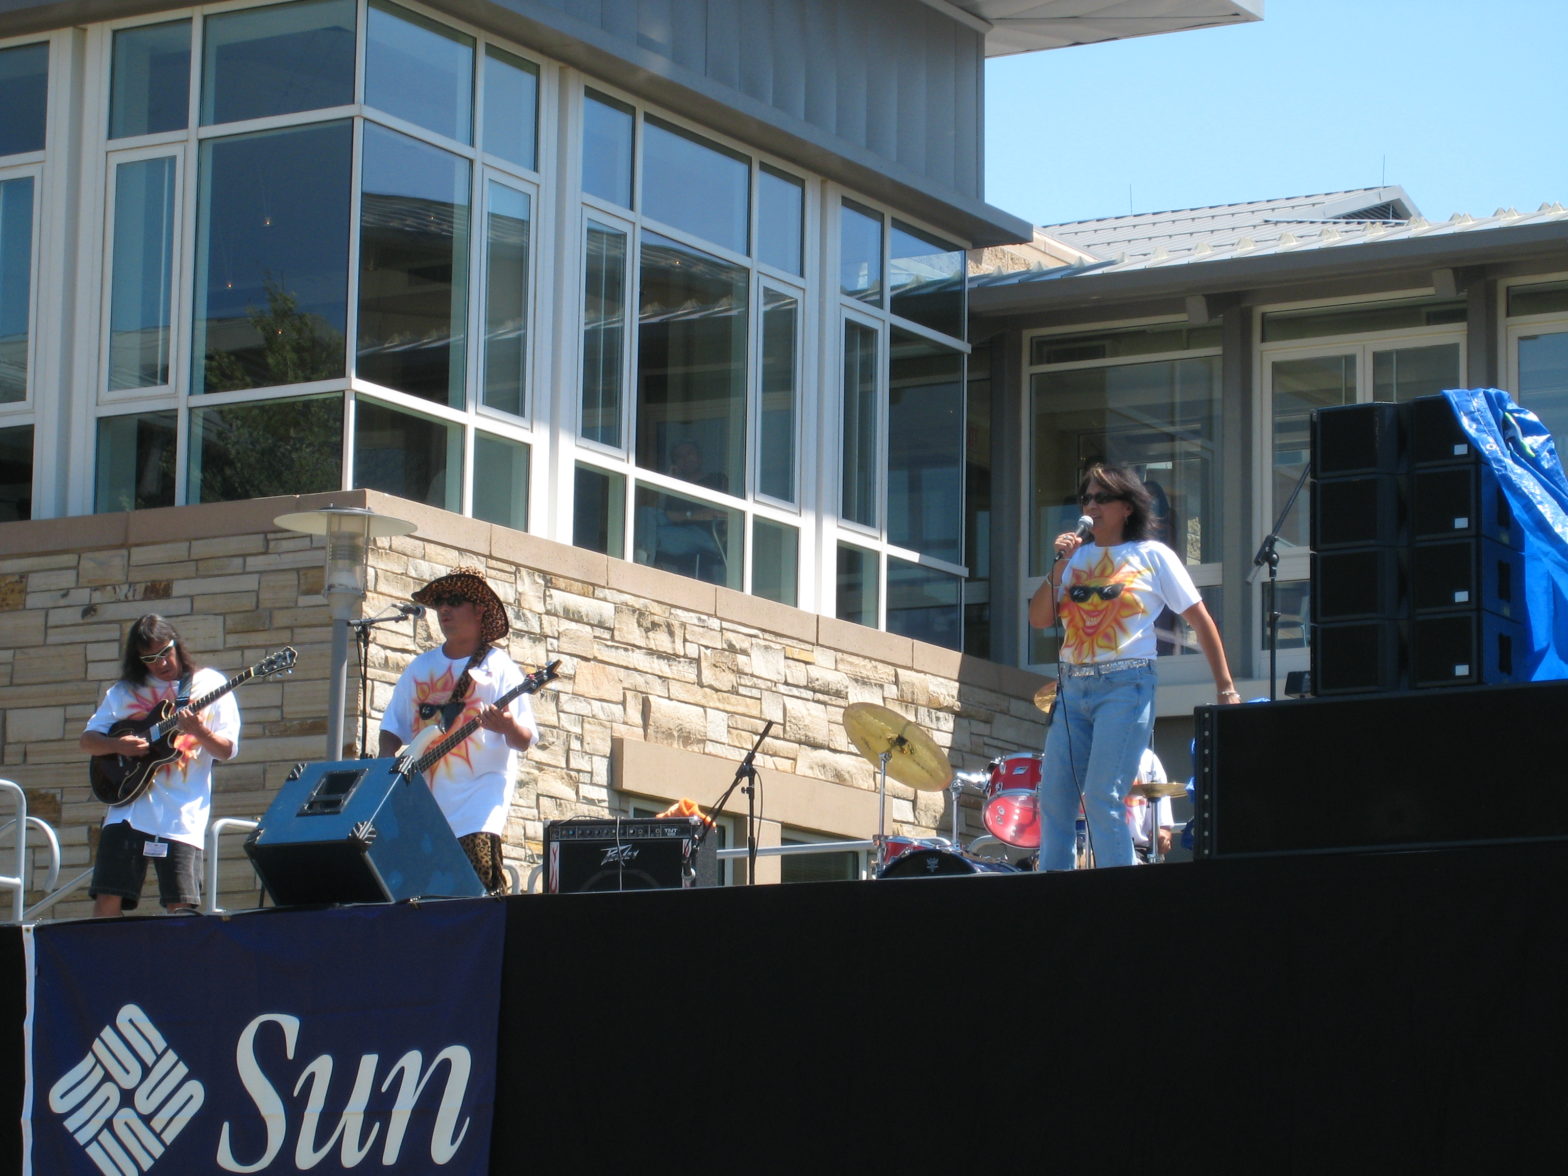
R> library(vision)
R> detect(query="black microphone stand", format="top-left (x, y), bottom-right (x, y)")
top-left (1250, 462), bottom-right (1311, 701)
top-left (695, 720), bottom-right (773, 885)
top-left (348, 607), bottom-right (422, 758)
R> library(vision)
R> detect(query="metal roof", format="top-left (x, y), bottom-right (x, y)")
top-left (939, 0), bottom-right (1265, 57)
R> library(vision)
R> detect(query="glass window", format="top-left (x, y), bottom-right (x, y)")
top-left (108, 157), bottom-right (177, 391)
top-left (1030, 353), bottom-right (1223, 575)
top-left (573, 463), bottom-right (625, 558)
top-left (1269, 354), bottom-right (1354, 550)
top-left (353, 398), bottom-right (460, 510)
top-left (95, 411), bottom-right (177, 511)
top-left (964, 345), bottom-right (994, 659)
top-left (632, 483), bottom-right (739, 587)
top-left (1261, 298), bottom-right (1465, 342)
top-left (1509, 280), bottom-right (1568, 318)
top-left (780, 831), bottom-right (862, 883)
top-left (1518, 331), bottom-right (1568, 444)
top-left (473, 431), bottom-right (528, 530)
top-left (636, 232), bottom-right (747, 494)
top-left (1371, 343), bottom-right (1460, 402)
top-left (887, 559), bottom-right (961, 649)
top-left (582, 90), bottom-right (633, 208)
top-left (840, 200), bottom-right (882, 306)
top-left (0, 176), bottom-right (34, 403)
top-left (193, 122), bottom-right (351, 395)
top-left (0, 43), bottom-right (48, 158)
top-left (642, 117), bottom-right (748, 255)
top-left (836, 543), bottom-right (878, 627)
top-left (581, 220), bottom-right (627, 447)
top-left (1032, 324), bottom-right (1222, 365)
top-left (481, 181), bottom-right (530, 418)
top-left (190, 394), bottom-right (342, 503)
top-left (889, 221), bottom-right (964, 340)
top-left (357, 124), bottom-right (470, 406)
top-left (888, 331), bottom-right (963, 565)
top-left (200, 0), bottom-right (355, 126)
top-left (751, 517), bottom-right (798, 607)
top-left (841, 320), bottom-right (879, 527)
top-left (0, 424), bottom-right (31, 521)
top-left (365, 0), bottom-right (474, 144)
top-left (758, 287), bottom-right (797, 503)
top-left (110, 21), bottom-right (190, 138)
top-left (757, 166), bottom-right (803, 276)
top-left (482, 46), bottom-right (538, 171)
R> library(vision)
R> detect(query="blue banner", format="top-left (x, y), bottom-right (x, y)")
top-left (26, 901), bottom-right (503, 1175)
top-left (1445, 388), bottom-right (1568, 680)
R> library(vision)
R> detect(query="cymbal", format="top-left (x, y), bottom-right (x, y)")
top-left (842, 702), bottom-right (953, 792)
top-left (1129, 780), bottom-right (1187, 801)
top-left (1032, 681), bottom-right (1058, 713)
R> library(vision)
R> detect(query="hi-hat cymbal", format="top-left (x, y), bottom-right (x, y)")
top-left (842, 702), bottom-right (953, 792)
top-left (1033, 681), bottom-right (1058, 713)
top-left (1129, 780), bottom-right (1187, 801)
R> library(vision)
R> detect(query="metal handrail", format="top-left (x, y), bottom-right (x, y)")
top-left (0, 779), bottom-right (64, 923)
top-left (205, 817), bottom-right (261, 914)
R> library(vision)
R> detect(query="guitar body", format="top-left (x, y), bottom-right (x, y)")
top-left (89, 705), bottom-right (183, 806)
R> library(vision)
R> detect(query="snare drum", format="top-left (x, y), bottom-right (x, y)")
top-left (982, 753), bottom-right (1044, 849)
top-left (878, 848), bottom-right (1017, 878)
top-left (877, 835), bottom-right (948, 869)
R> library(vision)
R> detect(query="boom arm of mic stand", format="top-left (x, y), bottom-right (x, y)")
top-left (692, 721), bottom-right (774, 882)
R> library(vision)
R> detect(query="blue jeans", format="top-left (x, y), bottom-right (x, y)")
top-left (1037, 663), bottom-right (1156, 870)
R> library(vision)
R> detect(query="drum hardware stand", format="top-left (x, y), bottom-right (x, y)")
top-left (695, 720), bottom-right (772, 884)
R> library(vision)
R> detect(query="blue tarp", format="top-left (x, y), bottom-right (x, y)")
top-left (1444, 387), bottom-right (1568, 680)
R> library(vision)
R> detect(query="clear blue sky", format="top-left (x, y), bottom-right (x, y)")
top-left (983, 0), bottom-right (1568, 228)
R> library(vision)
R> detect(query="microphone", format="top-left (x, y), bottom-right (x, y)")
top-left (395, 602), bottom-right (425, 619)
top-left (1054, 515), bottom-right (1095, 562)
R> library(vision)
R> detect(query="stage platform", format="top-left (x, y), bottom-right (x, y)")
top-left (6, 842), bottom-right (1566, 1173)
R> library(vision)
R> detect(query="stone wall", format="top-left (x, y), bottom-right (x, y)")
top-left (0, 490), bottom-right (1050, 916)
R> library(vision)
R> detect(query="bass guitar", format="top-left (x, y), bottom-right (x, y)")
top-left (89, 646), bottom-right (298, 806)
top-left (399, 659), bottom-right (560, 779)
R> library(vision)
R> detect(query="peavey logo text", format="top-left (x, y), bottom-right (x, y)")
top-left (48, 1005), bottom-right (476, 1173)
top-left (48, 1003), bottom-right (204, 1175)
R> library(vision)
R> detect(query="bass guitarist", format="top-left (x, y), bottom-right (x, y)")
top-left (78, 614), bottom-right (241, 916)
top-left (378, 567), bottom-right (538, 893)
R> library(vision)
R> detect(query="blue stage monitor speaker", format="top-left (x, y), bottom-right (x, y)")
top-left (245, 759), bottom-right (485, 905)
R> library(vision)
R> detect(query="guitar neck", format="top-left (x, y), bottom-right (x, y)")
top-left (410, 660), bottom-right (559, 777)
top-left (148, 668), bottom-right (252, 741)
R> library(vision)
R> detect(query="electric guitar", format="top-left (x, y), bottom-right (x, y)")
top-left (399, 659), bottom-right (561, 779)
top-left (89, 647), bottom-right (298, 806)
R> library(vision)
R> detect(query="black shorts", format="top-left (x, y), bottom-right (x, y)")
top-left (90, 822), bottom-right (203, 910)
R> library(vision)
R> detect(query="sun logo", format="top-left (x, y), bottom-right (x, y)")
top-left (1060, 550), bottom-right (1147, 661)
top-left (410, 666), bottom-right (481, 779)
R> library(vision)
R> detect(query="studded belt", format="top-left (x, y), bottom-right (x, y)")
top-left (1060, 657), bottom-right (1155, 677)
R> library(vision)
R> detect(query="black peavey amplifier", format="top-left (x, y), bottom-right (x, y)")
top-left (543, 817), bottom-right (716, 892)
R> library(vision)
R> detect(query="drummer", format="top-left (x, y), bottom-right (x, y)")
top-left (1126, 747), bottom-right (1174, 864)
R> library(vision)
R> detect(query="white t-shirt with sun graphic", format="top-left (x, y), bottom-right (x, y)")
top-left (86, 667), bottom-right (242, 847)
top-left (381, 646), bottom-right (539, 838)
top-left (1057, 540), bottom-right (1202, 664)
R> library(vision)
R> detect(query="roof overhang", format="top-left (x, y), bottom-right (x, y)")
top-left (928, 0), bottom-right (1265, 57)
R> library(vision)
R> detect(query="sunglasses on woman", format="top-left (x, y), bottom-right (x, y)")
top-left (1078, 491), bottom-right (1123, 505)
top-left (1067, 584), bottom-right (1125, 603)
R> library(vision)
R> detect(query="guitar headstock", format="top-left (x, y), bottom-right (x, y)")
top-left (527, 659), bottom-right (562, 691)
top-left (259, 647), bottom-right (298, 678)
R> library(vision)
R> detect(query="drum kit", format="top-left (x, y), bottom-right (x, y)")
top-left (843, 685), bottom-right (1185, 876)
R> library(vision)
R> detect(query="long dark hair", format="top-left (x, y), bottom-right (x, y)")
top-left (120, 614), bottom-right (198, 685)
top-left (1079, 463), bottom-right (1156, 542)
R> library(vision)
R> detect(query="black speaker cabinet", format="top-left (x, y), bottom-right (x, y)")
top-left (1310, 546), bottom-right (1405, 622)
top-left (544, 818), bottom-right (715, 892)
top-left (1311, 474), bottom-right (1403, 549)
top-left (1409, 463), bottom-right (1518, 546)
top-left (1310, 619), bottom-right (1403, 695)
top-left (1196, 679), bottom-right (1568, 858)
top-left (1407, 393), bottom-right (1473, 467)
top-left (1409, 537), bottom-right (1524, 618)
top-left (1410, 610), bottom-right (1523, 689)
top-left (245, 759), bottom-right (485, 905)
top-left (1311, 401), bottom-right (1405, 477)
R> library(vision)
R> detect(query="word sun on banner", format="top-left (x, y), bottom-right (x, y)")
top-left (25, 902), bottom-right (504, 1175)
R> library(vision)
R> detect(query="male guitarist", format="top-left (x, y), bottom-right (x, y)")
top-left (379, 567), bottom-right (537, 893)
top-left (79, 614), bottom-right (240, 916)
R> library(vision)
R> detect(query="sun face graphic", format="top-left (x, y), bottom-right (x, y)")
top-left (410, 666), bottom-right (483, 780)
top-left (1060, 550), bottom-right (1148, 661)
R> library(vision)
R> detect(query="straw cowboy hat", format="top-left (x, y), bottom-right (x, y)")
top-left (411, 565), bottom-right (510, 644)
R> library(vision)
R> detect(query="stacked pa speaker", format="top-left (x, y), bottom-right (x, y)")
top-left (1310, 395), bottom-right (1525, 695)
